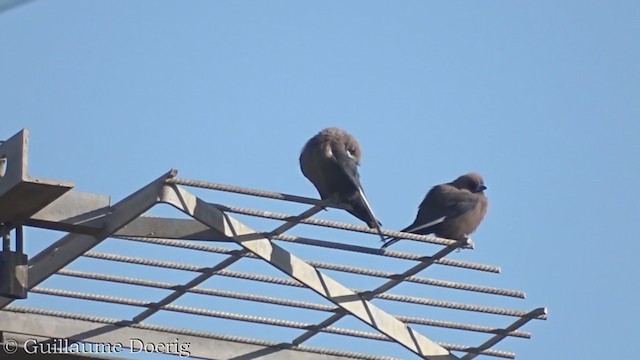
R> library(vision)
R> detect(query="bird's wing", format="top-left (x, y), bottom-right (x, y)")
top-left (438, 190), bottom-right (480, 217)
top-left (404, 187), bottom-right (479, 233)
top-left (300, 147), bottom-right (332, 199)
top-left (383, 188), bottom-right (478, 248)
top-left (329, 141), bottom-right (363, 191)
top-left (330, 141), bottom-right (383, 235)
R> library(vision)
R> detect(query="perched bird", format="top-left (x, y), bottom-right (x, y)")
top-left (382, 172), bottom-right (488, 248)
top-left (299, 128), bottom-right (383, 234)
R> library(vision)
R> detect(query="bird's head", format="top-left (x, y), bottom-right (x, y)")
top-left (451, 172), bottom-right (487, 193)
top-left (319, 127), bottom-right (362, 162)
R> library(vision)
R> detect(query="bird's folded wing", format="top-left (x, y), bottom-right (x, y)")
top-left (405, 189), bottom-right (479, 232)
top-left (438, 191), bottom-right (480, 218)
top-left (330, 141), bottom-right (380, 224)
top-left (330, 142), bottom-right (362, 190)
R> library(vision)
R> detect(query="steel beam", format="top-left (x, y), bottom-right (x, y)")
top-left (0, 170), bottom-right (176, 309)
top-left (128, 205), bottom-right (323, 324)
top-left (0, 310), bottom-right (359, 360)
top-left (116, 216), bottom-right (223, 240)
top-left (0, 129), bottom-right (74, 223)
top-left (160, 184), bottom-right (458, 360)
top-left (27, 190), bottom-right (111, 235)
top-left (292, 241), bottom-right (466, 346)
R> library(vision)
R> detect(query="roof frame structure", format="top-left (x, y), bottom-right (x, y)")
top-left (0, 129), bottom-right (547, 359)
top-left (159, 182), bottom-right (458, 359)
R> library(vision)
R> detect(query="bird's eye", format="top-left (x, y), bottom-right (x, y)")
top-left (346, 148), bottom-right (355, 158)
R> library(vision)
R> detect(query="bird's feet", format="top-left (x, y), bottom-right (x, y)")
top-left (455, 235), bottom-right (472, 253)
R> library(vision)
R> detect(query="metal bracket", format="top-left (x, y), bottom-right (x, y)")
top-left (0, 251), bottom-right (27, 299)
top-left (0, 225), bottom-right (27, 299)
top-left (0, 129), bottom-right (74, 223)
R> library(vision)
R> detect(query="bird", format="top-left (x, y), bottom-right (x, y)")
top-left (299, 127), bottom-right (383, 238)
top-left (381, 172), bottom-right (488, 249)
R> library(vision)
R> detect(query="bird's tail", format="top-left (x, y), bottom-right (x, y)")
top-left (379, 220), bottom-right (415, 249)
top-left (348, 189), bottom-right (384, 242)
top-left (379, 216), bottom-right (446, 249)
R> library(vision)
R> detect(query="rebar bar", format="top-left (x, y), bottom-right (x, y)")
top-left (116, 235), bottom-right (501, 273)
top-left (460, 308), bottom-right (547, 360)
top-left (56, 269), bottom-right (531, 338)
top-left (5, 305), bottom-right (398, 360)
top-left (215, 203), bottom-right (471, 248)
top-left (80, 251), bottom-right (547, 320)
top-left (112, 236), bottom-right (521, 298)
top-left (26, 288), bottom-right (516, 359)
top-left (165, 177), bottom-right (348, 210)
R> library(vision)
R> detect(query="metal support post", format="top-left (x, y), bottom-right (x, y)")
top-left (0, 170), bottom-right (177, 309)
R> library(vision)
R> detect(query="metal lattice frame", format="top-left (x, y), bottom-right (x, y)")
top-left (0, 129), bottom-right (547, 359)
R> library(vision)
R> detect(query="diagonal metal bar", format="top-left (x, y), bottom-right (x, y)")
top-left (160, 184), bottom-right (459, 360)
top-left (292, 239), bottom-right (468, 346)
top-left (460, 308), bottom-right (548, 360)
top-left (128, 204), bottom-right (324, 324)
top-left (0, 170), bottom-right (176, 309)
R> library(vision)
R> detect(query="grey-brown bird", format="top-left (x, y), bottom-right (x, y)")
top-left (299, 128), bottom-right (383, 236)
top-left (382, 172), bottom-right (488, 248)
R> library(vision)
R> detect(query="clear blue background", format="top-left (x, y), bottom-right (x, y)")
top-left (1, 1), bottom-right (639, 359)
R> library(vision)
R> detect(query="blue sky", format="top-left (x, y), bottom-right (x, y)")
top-left (1, 1), bottom-right (639, 359)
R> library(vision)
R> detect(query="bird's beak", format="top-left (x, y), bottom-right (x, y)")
top-left (476, 185), bottom-right (487, 192)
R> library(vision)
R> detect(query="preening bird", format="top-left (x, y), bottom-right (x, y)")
top-left (299, 128), bottom-right (383, 237)
top-left (382, 172), bottom-right (488, 249)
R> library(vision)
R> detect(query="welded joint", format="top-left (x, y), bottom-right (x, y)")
top-left (459, 307), bottom-right (548, 360)
top-left (83, 170), bottom-right (177, 238)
